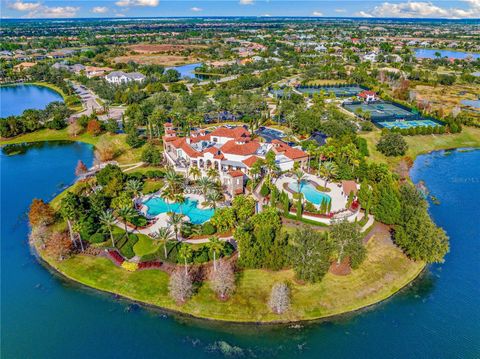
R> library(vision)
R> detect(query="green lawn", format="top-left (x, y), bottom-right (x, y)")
top-left (360, 126), bottom-right (480, 168)
top-left (0, 130), bottom-right (143, 165)
top-left (40, 234), bottom-right (424, 323)
top-left (133, 234), bottom-right (161, 257)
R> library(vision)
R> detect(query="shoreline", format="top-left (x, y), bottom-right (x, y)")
top-left (32, 240), bottom-right (426, 325)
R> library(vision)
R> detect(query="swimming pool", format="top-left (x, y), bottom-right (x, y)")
top-left (143, 197), bottom-right (214, 224)
top-left (288, 180), bottom-right (331, 206)
top-left (378, 119), bottom-right (442, 129)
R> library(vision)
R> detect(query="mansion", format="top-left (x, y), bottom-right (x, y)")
top-left (162, 123), bottom-right (308, 195)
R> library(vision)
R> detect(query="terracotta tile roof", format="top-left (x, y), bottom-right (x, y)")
top-left (210, 126), bottom-right (250, 139)
top-left (284, 147), bottom-right (308, 160)
top-left (342, 180), bottom-right (358, 195)
top-left (163, 136), bottom-right (178, 142)
top-left (164, 122), bottom-right (173, 127)
top-left (221, 140), bottom-right (260, 156)
top-left (228, 170), bottom-right (244, 177)
top-left (190, 135), bottom-right (211, 143)
top-left (358, 90), bottom-right (377, 98)
top-left (170, 138), bottom-right (200, 158)
top-left (242, 155), bottom-right (261, 168)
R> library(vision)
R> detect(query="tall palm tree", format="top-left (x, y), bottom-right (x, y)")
top-left (319, 162), bottom-right (338, 188)
top-left (125, 179), bottom-right (143, 203)
top-left (206, 167), bottom-right (219, 180)
top-left (189, 166), bottom-right (201, 181)
top-left (178, 244), bottom-right (193, 276)
top-left (59, 193), bottom-right (80, 249)
top-left (99, 210), bottom-right (116, 247)
top-left (161, 186), bottom-right (175, 212)
top-left (292, 169), bottom-right (306, 193)
top-left (167, 212), bottom-right (184, 241)
top-left (207, 236), bottom-right (224, 272)
top-left (206, 190), bottom-right (222, 210)
top-left (117, 206), bottom-right (136, 240)
top-left (164, 168), bottom-right (182, 192)
top-left (71, 221), bottom-right (85, 252)
top-left (155, 227), bottom-right (173, 259)
top-left (197, 176), bottom-right (213, 201)
top-left (174, 193), bottom-right (186, 214)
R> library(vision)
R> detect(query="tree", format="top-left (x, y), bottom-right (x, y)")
top-left (86, 119), bottom-right (102, 136)
top-left (155, 227), bottom-right (173, 259)
top-left (105, 118), bottom-right (119, 133)
top-left (318, 162), bottom-right (338, 187)
top-left (376, 133), bottom-right (408, 157)
top-left (197, 176), bottom-right (213, 201)
top-left (168, 269), bottom-right (194, 303)
top-left (210, 260), bottom-right (235, 300)
top-left (59, 193), bottom-right (82, 249)
top-left (178, 244), bottom-right (193, 276)
top-left (207, 236), bottom-right (224, 272)
top-left (357, 180), bottom-right (373, 215)
top-left (373, 179), bottom-right (401, 225)
top-left (268, 282), bottom-right (290, 314)
top-left (292, 169), bottom-right (306, 193)
top-left (45, 231), bottom-right (73, 261)
top-left (206, 190), bottom-right (222, 210)
top-left (167, 212), bottom-right (184, 241)
top-left (94, 137), bottom-right (116, 162)
top-left (117, 206), bottom-right (136, 240)
top-left (29, 198), bottom-right (55, 227)
top-left (67, 120), bottom-right (82, 137)
top-left (290, 226), bottom-right (332, 283)
top-left (141, 143), bottom-right (162, 165)
top-left (206, 167), bottom-right (219, 180)
top-left (329, 220), bottom-right (366, 268)
top-left (99, 210), bottom-right (116, 247)
top-left (29, 224), bottom-right (50, 249)
top-left (75, 160), bottom-right (88, 177)
top-left (189, 166), bottom-right (201, 181)
top-left (125, 178), bottom-right (143, 201)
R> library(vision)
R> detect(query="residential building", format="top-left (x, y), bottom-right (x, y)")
top-left (105, 71), bottom-right (146, 84)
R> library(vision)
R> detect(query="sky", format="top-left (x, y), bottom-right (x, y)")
top-left (1, 0), bottom-right (479, 19)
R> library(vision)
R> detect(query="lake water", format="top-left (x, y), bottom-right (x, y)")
top-left (414, 48), bottom-right (480, 60)
top-left (1, 143), bottom-right (479, 358)
top-left (0, 84), bottom-right (64, 117)
top-left (461, 99), bottom-right (480, 109)
top-left (167, 63), bottom-right (202, 78)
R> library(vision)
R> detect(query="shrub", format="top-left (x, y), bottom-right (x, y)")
top-left (29, 198), bottom-right (55, 227)
top-left (121, 262), bottom-right (138, 271)
top-left (202, 222), bottom-right (216, 235)
top-left (117, 234), bottom-right (139, 259)
top-left (141, 143), bottom-right (162, 165)
top-left (260, 183), bottom-right (270, 197)
top-left (89, 232), bottom-right (106, 244)
top-left (86, 119), bottom-right (102, 136)
top-left (193, 246), bottom-right (210, 264)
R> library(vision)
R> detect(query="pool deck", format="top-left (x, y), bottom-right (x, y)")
top-left (275, 173), bottom-right (347, 212)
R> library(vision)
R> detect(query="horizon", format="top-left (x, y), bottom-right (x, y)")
top-left (1, 0), bottom-right (480, 21)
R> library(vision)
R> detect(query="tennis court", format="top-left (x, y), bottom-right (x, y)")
top-left (296, 85), bottom-right (364, 97)
top-left (378, 119), bottom-right (442, 129)
top-left (343, 101), bottom-right (414, 120)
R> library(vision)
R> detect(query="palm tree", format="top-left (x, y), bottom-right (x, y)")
top-left (178, 244), bottom-right (193, 276)
top-left (71, 221), bottom-right (85, 252)
top-left (189, 166), bottom-right (201, 181)
top-left (167, 212), bottom-right (184, 241)
top-left (207, 236), bottom-right (224, 272)
top-left (125, 178), bottom-right (143, 203)
top-left (99, 210), bottom-right (116, 247)
top-left (319, 162), bottom-right (338, 188)
top-left (197, 176), bottom-right (212, 201)
top-left (292, 169), bottom-right (306, 193)
top-left (206, 167), bottom-right (219, 180)
top-left (206, 190), bottom-right (222, 210)
top-left (155, 227), bottom-right (173, 259)
top-left (117, 206), bottom-right (136, 240)
top-left (174, 192), bottom-right (186, 214)
top-left (164, 168), bottom-right (182, 192)
top-left (161, 186), bottom-right (176, 212)
top-left (59, 193), bottom-right (80, 249)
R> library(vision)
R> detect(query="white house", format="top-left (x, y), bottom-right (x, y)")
top-left (105, 71), bottom-right (146, 84)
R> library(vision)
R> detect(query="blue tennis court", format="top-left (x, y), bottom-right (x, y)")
top-left (378, 120), bottom-right (441, 129)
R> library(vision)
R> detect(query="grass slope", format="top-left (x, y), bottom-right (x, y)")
top-left (40, 234), bottom-right (424, 323)
top-left (360, 126), bottom-right (480, 167)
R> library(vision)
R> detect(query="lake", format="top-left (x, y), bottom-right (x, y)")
top-left (167, 63), bottom-right (202, 78)
top-left (1, 143), bottom-right (479, 358)
top-left (0, 84), bottom-right (64, 117)
top-left (461, 99), bottom-right (480, 109)
top-left (414, 48), bottom-right (480, 60)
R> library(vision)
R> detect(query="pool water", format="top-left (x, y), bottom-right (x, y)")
top-left (378, 119), bottom-right (442, 129)
top-left (143, 197), bottom-right (214, 224)
top-left (288, 180), bottom-right (331, 206)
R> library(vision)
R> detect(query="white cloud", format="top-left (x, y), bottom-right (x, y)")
top-left (335, 8), bottom-right (347, 13)
top-left (190, 7), bottom-right (202, 12)
top-left (91, 6), bottom-right (108, 14)
top-left (359, 1), bottom-right (480, 19)
top-left (312, 11), bottom-right (323, 16)
top-left (8, 1), bottom-right (40, 11)
top-left (115, 0), bottom-right (159, 7)
top-left (239, 0), bottom-right (254, 5)
top-left (13, 2), bottom-right (79, 18)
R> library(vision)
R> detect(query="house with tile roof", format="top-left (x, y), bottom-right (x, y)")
top-left (162, 124), bottom-right (309, 195)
